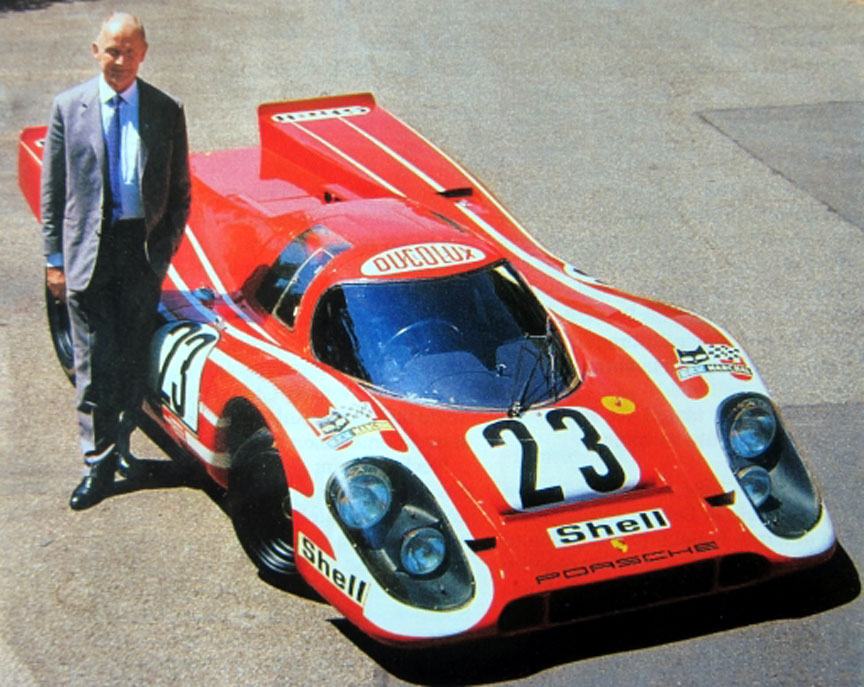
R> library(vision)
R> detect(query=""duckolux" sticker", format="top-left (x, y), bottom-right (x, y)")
top-left (361, 243), bottom-right (485, 276)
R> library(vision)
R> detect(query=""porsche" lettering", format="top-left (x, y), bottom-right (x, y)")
top-left (536, 540), bottom-right (719, 584)
top-left (548, 508), bottom-right (670, 548)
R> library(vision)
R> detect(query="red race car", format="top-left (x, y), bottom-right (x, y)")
top-left (18, 93), bottom-right (835, 645)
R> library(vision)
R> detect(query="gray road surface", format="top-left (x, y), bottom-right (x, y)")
top-left (1, 1), bottom-right (861, 685)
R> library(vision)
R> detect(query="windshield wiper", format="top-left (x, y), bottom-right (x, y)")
top-left (507, 336), bottom-right (545, 418)
top-left (507, 319), bottom-right (563, 417)
top-left (546, 316), bottom-right (560, 404)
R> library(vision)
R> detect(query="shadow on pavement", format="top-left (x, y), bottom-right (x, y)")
top-left (103, 410), bottom-right (326, 604)
top-left (333, 546), bottom-right (860, 685)
top-left (104, 413), bottom-right (224, 502)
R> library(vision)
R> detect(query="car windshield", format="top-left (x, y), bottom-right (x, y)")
top-left (311, 262), bottom-right (577, 410)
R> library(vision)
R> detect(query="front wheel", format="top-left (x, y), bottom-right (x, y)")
top-left (228, 428), bottom-right (297, 579)
top-left (45, 280), bottom-right (74, 383)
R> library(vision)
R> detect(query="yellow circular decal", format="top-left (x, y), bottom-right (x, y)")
top-left (601, 396), bottom-right (636, 415)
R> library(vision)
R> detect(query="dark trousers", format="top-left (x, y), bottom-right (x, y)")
top-left (67, 220), bottom-right (161, 467)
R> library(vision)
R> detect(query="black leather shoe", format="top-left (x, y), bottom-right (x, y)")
top-left (69, 472), bottom-right (112, 510)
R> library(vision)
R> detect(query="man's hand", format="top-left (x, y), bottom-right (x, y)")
top-left (46, 266), bottom-right (66, 301)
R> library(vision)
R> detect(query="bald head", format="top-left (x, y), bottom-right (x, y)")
top-left (92, 12), bottom-right (148, 93)
top-left (97, 12), bottom-right (146, 44)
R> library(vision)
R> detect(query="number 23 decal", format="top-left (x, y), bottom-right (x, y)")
top-left (152, 321), bottom-right (220, 433)
top-left (466, 408), bottom-right (640, 510)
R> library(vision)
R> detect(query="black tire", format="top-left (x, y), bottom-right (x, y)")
top-left (45, 281), bottom-right (75, 383)
top-left (228, 428), bottom-right (297, 578)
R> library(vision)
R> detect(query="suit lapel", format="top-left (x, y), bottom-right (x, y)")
top-left (138, 79), bottom-right (154, 178)
top-left (81, 80), bottom-right (105, 172)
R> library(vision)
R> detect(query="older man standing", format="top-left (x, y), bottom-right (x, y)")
top-left (40, 12), bottom-right (191, 509)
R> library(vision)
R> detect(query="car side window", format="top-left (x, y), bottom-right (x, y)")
top-left (255, 241), bottom-right (308, 313)
top-left (255, 225), bottom-right (351, 327)
top-left (274, 250), bottom-right (333, 326)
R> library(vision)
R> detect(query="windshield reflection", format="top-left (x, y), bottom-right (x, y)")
top-left (311, 262), bottom-right (576, 410)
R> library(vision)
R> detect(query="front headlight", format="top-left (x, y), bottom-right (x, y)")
top-left (718, 394), bottom-right (821, 538)
top-left (326, 458), bottom-right (474, 610)
top-left (330, 463), bottom-right (392, 529)
top-left (401, 527), bottom-right (447, 576)
top-left (736, 464), bottom-right (772, 508)
top-left (728, 397), bottom-right (777, 461)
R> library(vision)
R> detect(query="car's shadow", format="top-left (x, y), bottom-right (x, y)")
top-left (331, 545), bottom-right (859, 686)
top-left (105, 414), bottom-right (223, 500)
top-left (109, 414), bottom-right (859, 684)
top-left (105, 412), bottom-right (326, 602)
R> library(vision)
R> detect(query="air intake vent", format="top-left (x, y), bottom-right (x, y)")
top-left (438, 187), bottom-right (473, 199)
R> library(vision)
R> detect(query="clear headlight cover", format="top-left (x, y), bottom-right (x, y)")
top-left (737, 465), bottom-right (772, 508)
top-left (330, 463), bottom-right (392, 529)
top-left (728, 397), bottom-right (777, 461)
top-left (401, 527), bottom-right (447, 576)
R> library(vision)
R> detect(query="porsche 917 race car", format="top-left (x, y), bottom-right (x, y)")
top-left (18, 93), bottom-right (835, 645)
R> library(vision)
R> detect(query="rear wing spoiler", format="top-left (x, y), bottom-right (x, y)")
top-left (255, 93), bottom-right (562, 267)
top-left (257, 93), bottom-right (476, 204)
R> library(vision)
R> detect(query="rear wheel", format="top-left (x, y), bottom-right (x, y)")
top-left (228, 428), bottom-right (297, 578)
top-left (45, 280), bottom-right (74, 382)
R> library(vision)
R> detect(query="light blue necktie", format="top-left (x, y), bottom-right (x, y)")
top-left (106, 94), bottom-right (123, 222)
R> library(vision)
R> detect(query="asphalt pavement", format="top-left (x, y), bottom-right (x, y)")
top-left (1, 1), bottom-right (861, 685)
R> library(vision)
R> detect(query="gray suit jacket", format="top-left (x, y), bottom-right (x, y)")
top-left (40, 77), bottom-right (191, 291)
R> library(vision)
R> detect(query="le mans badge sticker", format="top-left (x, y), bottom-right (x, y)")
top-left (310, 403), bottom-right (393, 449)
top-left (675, 344), bottom-right (753, 381)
